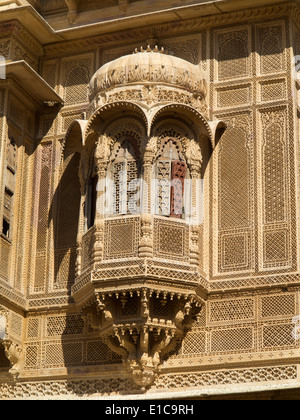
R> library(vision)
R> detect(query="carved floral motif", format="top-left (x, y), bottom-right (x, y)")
top-left (88, 49), bottom-right (208, 117)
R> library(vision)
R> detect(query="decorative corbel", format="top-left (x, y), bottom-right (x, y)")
top-left (96, 293), bottom-right (114, 323)
top-left (140, 288), bottom-right (149, 318)
top-left (2, 340), bottom-right (23, 380)
top-left (80, 289), bottom-right (205, 391)
top-left (152, 329), bottom-right (175, 363)
top-left (116, 328), bottom-right (137, 360)
top-left (103, 334), bottom-right (128, 360)
top-left (188, 138), bottom-right (203, 177)
top-left (94, 135), bottom-right (111, 167)
top-left (65, 0), bottom-right (79, 24)
top-left (0, 309), bottom-right (23, 379)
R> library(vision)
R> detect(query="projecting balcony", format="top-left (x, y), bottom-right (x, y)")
top-left (71, 214), bottom-right (207, 306)
top-left (71, 213), bottom-right (206, 390)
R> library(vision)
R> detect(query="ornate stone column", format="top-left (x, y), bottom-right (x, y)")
top-left (189, 160), bottom-right (202, 267)
top-left (93, 136), bottom-right (110, 266)
top-left (139, 142), bottom-right (155, 259)
top-left (75, 154), bottom-right (88, 277)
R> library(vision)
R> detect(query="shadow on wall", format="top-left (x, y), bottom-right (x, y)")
top-left (49, 127), bottom-right (82, 294)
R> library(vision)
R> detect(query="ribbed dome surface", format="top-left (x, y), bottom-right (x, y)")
top-left (89, 50), bottom-right (207, 101)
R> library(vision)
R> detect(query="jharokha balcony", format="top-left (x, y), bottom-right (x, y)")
top-left (62, 46), bottom-right (224, 388)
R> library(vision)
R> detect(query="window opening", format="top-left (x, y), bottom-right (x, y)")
top-left (155, 138), bottom-right (187, 219)
top-left (109, 138), bottom-right (141, 216)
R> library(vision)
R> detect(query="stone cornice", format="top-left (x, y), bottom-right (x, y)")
top-left (0, 19), bottom-right (44, 57)
top-left (1, 271), bottom-right (299, 312)
top-left (0, 5), bottom-right (61, 45)
top-left (34, 0), bottom-right (291, 34)
top-left (0, 2), bottom-right (295, 58)
top-left (2, 61), bottom-right (63, 104)
top-left (0, 279), bottom-right (26, 312)
top-left (209, 272), bottom-right (300, 293)
top-left (43, 1), bottom-right (293, 57)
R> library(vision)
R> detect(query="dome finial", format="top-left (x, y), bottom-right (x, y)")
top-left (133, 44), bottom-right (166, 54)
top-left (133, 35), bottom-right (166, 54)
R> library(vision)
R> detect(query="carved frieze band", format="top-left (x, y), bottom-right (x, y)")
top-left (43, 3), bottom-right (293, 56)
top-left (0, 364), bottom-right (297, 398)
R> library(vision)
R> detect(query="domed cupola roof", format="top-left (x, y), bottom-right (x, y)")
top-left (88, 46), bottom-right (208, 116)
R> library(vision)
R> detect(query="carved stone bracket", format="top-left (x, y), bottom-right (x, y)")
top-left (82, 288), bottom-right (203, 391)
top-left (65, 0), bottom-right (79, 24)
top-left (2, 340), bottom-right (23, 380)
top-left (0, 309), bottom-right (22, 379)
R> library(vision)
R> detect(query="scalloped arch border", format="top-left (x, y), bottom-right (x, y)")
top-left (63, 101), bottom-right (225, 159)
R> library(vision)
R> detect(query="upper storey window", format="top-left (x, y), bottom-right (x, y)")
top-left (86, 134), bottom-right (193, 223)
top-left (2, 137), bottom-right (17, 239)
top-left (107, 137), bottom-right (141, 216)
top-left (154, 138), bottom-right (188, 219)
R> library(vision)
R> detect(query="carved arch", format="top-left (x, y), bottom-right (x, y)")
top-left (80, 115), bottom-right (146, 185)
top-left (150, 103), bottom-right (213, 144)
top-left (102, 116), bottom-right (146, 157)
top-left (61, 119), bottom-right (87, 163)
top-left (84, 101), bottom-right (148, 145)
top-left (152, 118), bottom-right (202, 168)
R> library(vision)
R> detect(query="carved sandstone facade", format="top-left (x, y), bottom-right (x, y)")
top-left (0, 0), bottom-right (300, 399)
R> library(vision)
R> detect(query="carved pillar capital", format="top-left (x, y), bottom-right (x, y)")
top-left (190, 160), bottom-right (202, 178)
